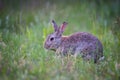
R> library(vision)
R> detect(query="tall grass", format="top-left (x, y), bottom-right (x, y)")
top-left (0, 1), bottom-right (120, 80)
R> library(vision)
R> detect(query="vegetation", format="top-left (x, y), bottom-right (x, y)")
top-left (0, 0), bottom-right (120, 80)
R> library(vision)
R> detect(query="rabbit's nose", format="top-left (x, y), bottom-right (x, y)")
top-left (44, 44), bottom-right (50, 49)
top-left (44, 44), bottom-right (47, 49)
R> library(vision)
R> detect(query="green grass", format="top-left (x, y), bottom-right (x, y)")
top-left (0, 1), bottom-right (120, 80)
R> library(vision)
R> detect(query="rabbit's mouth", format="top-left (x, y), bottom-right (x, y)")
top-left (51, 49), bottom-right (56, 51)
top-left (47, 45), bottom-right (56, 51)
top-left (44, 44), bottom-right (50, 49)
top-left (44, 45), bottom-right (55, 50)
top-left (45, 46), bottom-right (56, 51)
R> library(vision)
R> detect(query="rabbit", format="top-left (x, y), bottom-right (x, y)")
top-left (44, 20), bottom-right (104, 63)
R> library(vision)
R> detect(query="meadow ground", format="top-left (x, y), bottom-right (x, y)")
top-left (0, 0), bottom-right (120, 80)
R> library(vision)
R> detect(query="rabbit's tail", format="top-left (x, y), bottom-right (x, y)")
top-left (99, 56), bottom-right (105, 61)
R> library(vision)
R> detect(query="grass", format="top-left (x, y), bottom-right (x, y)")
top-left (0, 1), bottom-right (120, 80)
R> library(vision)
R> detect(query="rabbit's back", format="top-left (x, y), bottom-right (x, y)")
top-left (61, 32), bottom-right (103, 62)
top-left (68, 32), bottom-right (99, 43)
top-left (62, 32), bottom-right (102, 45)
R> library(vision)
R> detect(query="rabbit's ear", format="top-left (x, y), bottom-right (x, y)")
top-left (59, 22), bottom-right (68, 33)
top-left (52, 20), bottom-right (58, 32)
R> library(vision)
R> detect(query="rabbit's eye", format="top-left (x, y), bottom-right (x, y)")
top-left (50, 37), bottom-right (54, 41)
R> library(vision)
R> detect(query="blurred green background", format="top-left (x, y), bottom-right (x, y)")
top-left (0, 0), bottom-right (120, 80)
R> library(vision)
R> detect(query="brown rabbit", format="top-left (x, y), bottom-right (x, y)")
top-left (44, 20), bottom-right (104, 63)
